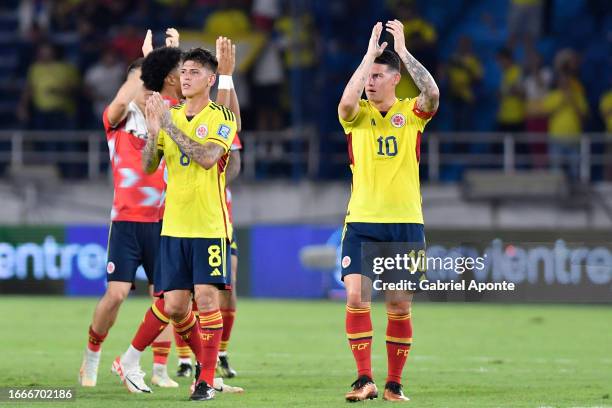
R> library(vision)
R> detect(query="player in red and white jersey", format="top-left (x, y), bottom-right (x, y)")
top-left (80, 30), bottom-right (183, 392)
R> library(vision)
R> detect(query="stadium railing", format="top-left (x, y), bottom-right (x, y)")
top-left (0, 131), bottom-right (609, 182)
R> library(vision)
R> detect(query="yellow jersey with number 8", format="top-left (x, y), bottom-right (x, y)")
top-left (339, 97), bottom-right (434, 224)
top-left (158, 101), bottom-right (237, 238)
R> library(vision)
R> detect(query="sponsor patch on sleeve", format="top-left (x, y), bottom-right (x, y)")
top-left (217, 124), bottom-right (231, 140)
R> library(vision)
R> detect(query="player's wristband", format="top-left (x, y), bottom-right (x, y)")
top-left (218, 75), bottom-right (234, 90)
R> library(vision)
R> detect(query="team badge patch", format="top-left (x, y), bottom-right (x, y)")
top-left (342, 256), bottom-right (352, 269)
top-left (391, 113), bottom-right (406, 128)
top-left (217, 124), bottom-right (231, 140)
top-left (196, 124), bottom-right (208, 139)
top-left (107, 262), bottom-right (115, 274)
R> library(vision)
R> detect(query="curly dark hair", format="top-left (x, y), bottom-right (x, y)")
top-left (181, 47), bottom-right (218, 72)
top-left (374, 50), bottom-right (401, 72)
top-left (141, 46), bottom-right (183, 92)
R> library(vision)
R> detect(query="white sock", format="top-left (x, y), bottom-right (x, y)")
top-left (153, 363), bottom-right (167, 376)
top-left (218, 351), bottom-right (227, 357)
top-left (121, 345), bottom-right (142, 367)
top-left (178, 357), bottom-right (192, 365)
top-left (85, 348), bottom-right (101, 362)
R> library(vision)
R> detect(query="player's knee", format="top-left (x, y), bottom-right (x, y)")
top-left (346, 290), bottom-right (370, 309)
top-left (104, 286), bottom-right (129, 306)
top-left (386, 299), bottom-right (411, 315)
top-left (164, 300), bottom-right (190, 321)
top-left (194, 286), bottom-right (219, 313)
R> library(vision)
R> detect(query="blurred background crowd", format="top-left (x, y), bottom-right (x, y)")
top-left (0, 0), bottom-right (610, 181)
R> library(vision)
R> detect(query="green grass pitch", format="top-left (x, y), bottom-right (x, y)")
top-left (1, 296), bottom-right (611, 407)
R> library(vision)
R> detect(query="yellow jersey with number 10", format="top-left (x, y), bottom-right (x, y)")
top-left (339, 97), bottom-right (434, 224)
top-left (158, 101), bottom-right (237, 239)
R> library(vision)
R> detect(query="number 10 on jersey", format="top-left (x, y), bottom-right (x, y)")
top-left (377, 136), bottom-right (398, 157)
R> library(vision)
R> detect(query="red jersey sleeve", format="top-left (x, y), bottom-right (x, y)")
top-left (102, 107), bottom-right (127, 136)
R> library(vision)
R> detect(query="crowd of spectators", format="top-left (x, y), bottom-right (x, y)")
top-left (3, 0), bottom-right (611, 180)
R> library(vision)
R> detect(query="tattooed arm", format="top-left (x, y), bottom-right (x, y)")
top-left (386, 19), bottom-right (440, 113)
top-left (142, 131), bottom-right (164, 174)
top-left (148, 92), bottom-right (226, 170)
top-left (164, 121), bottom-right (225, 170)
top-left (338, 22), bottom-right (388, 121)
top-left (143, 95), bottom-right (163, 173)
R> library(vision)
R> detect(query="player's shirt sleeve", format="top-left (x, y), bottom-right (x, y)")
top-left (201, 108), bottom-right (237, 153)
top-left (338, 100), bottom-right (368, 133)
top-left (230, 133), bottom-right (243, 151)
top-left (102, 106), bottom-right (127, 134)
top-left (408, 97), bottom-right (436, 129)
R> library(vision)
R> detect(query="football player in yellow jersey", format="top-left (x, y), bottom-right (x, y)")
top-left (142, 47), bottom-right (237, 401)
top-left (338, 21), bottom-right (439, 402)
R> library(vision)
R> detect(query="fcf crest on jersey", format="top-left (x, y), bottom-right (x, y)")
top-left (391, 113), bottom-right (406, 128)
top-left (196, 124), bottom-right (208, 139)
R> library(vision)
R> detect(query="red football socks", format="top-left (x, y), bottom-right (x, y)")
top-left (219, 308), bottom-right (236, 353)
top-left (385, 311), bottom-right (413, 384)
top-left (198, 310), bottom-right (224, 385)
top-left (346, 305), bottom-right (373, 379)
top-left (131, 298), bottom-right (169, 351)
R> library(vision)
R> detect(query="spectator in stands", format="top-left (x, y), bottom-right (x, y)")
top-left (204, 0), bottom-right (251, 37)
top-left (524, 50), bottom-right (552, 132)
top-left (599, 86), bottom-right (612, 180)
top-left (523, 49), bottom-right (552, 167)
top-left (496, 47), bottom-right (525, 133)
top-left (252, 1), bottom-right (285, 130)
top-left (275, 6), bottom-right (318, 125)
top-left (532, 71), bottom-right (588, 182)
top-left (17, 43), bottom-right (80, 130)
top-left (554, 49), bottom-right (584, 96)
top-left (84, 49), bottom-right (125, 121)
top-left (508, 0), bottom-right (543, 46)
top-left (445, 36), bottom-right (483, 131)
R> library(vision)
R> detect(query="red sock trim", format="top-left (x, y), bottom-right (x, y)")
top-left (152, 341), bottom-right (171, 365)
top-left (87, 326), bottom-right (107, 352)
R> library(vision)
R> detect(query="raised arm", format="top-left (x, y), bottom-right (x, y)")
top-left (149, 93), bottom-right (226, 170)
top-left (215, 36), bottom-right (242, 131)
top-left (386, 19), bottom-right (440, 113)
top-left (338, 22), bottom-right (388, 121)
top-left (143, 94), bottom-right (163, 173)
top-left (107, 67), bottom-right (143, 127)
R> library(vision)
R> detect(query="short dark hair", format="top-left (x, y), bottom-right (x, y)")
top-left (127, 57), bottom-right (143, 74)
top-left (374, 50), bottom-right (401, 72)
top-left (141, 47), bottom-right (182, 92)
top-left (181, 47), bottom-right (218, 73)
